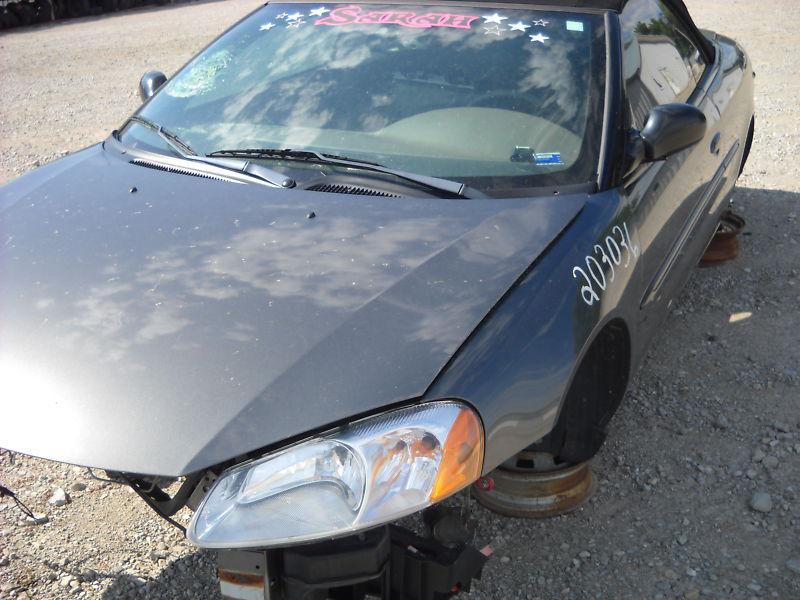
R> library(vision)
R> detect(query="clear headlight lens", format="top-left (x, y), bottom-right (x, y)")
top-left (187, 401), bottom-right (483, 548)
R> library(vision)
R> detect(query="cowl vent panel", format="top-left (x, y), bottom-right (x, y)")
top-left (130, 159), bottom-right (240, 184)
top-left (306, 183), bottom-right (402, 197)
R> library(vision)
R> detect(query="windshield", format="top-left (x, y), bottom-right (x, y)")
top-left (120, 3), bottom-right (606, 196)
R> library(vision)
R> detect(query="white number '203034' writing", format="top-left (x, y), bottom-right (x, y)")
top-left (572, 223), bottom-right (639, 306)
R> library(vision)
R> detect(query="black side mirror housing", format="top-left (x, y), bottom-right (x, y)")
top-left (625, 103), bottom-right (707, 176)
top-left (138, 70), bottom-right (167, 102)
top-left (641, 103), bottom-right (707, 161)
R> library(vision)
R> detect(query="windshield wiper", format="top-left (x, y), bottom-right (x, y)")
top-left (126, 117), bottom-right (294, 188)
top-left (207, 148), bottom-right (479, 199)
top-left (128, 115), bottom-right (197, 157)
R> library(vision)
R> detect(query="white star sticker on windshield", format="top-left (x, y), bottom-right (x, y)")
top-left (309, 6), bottom-right (329, 16)
top-left (276, 12), bottom-right (289, 19)
top-left (482, 13), bottom-right (507, 24)
top-left (532, 19), bottom-right (549, 27)
top-left (286, 12), bottom-right (304, 21)
top-left (508, 21), bottom-right (530, 32)
top-left (529, 32), bottom-right (550, 44)
top-left (286, 19), bottom-right (306, 28)
top-left (483, 24), bottom-right (503, 36)
top-left (259, 22), bottom-right (276, 31)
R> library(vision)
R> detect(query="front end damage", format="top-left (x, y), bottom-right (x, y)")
top-left (104, 447), bottom-right (600, 599)
top-left (217, 523), bottom-right (488, 600)
top-left (97, 401), bottom-right (491, 600)
top-left (115, 471), bottom-right (490, 600)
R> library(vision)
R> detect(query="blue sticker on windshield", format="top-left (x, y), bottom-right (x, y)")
top-left (535, 152), bottom-right (564, 166)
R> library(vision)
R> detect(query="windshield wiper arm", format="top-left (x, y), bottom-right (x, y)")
top-left (126, 118), bottom-right (294, 188)
top-left (207, 148), bottom-right (479, 198)
top-left (128, 115), bottom-right (197, 157)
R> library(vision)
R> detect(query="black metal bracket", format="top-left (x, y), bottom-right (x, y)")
top-left (218, 522), bottom-right (488, 600)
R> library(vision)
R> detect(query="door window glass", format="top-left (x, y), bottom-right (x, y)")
top-left (621, 0), bottom-right (706, 128)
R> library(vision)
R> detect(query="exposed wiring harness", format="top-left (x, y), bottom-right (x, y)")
top-left (122, 476), bottom-right (187, 534)
top-left (85, 468), bottom-right (188, 533)
top-left (85, 467), bottom-right (121, 484)
top-left (0, 482), bottom-right (36, 520)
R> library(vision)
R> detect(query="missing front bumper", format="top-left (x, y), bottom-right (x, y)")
top-left (217, 524), bottom-right (488, 600)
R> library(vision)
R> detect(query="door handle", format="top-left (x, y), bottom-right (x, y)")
top-left (710, 133), bottom-right (722, 156)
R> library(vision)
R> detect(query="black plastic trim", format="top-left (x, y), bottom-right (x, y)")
top-left (640, 141), bottom-right (740, 308)
top-left (262, 525), bottom-right (488, 600)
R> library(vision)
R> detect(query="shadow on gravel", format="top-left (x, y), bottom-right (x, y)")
top-left (100, 551), bottom-right (221, 600)
top-left (734, 186), bottom-right (800, 204)
top-left (730, 185), bottom-right (799, 239)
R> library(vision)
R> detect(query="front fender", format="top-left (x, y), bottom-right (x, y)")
top-left (425, 190), bottom-right (644, 472)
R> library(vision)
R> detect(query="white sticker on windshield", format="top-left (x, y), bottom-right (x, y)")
top-left (566, 20), bottom-right (585, 32)
top-left (482, 13), bottom-right (508, 24)
top-left (483, 24), bottom-right (503, 36)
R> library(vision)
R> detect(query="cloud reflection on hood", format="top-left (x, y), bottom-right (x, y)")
top-left (55, 211), bottom-right (455, 367)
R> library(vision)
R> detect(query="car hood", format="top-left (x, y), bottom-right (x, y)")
top-left (0, 143), bottom-right (585, 476)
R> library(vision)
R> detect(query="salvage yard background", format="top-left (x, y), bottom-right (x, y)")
top-left (1, 0), bottom-right (799, 598)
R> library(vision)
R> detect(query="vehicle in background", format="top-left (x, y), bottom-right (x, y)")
top-left (0, 0), bottom-right (176, 29)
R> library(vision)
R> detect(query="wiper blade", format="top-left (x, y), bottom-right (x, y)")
top-left (208, 148), bottom-right (477, 198)
top-left (128, 115), bottom-right (197, 157)
top-left (210, 148), bottom-right (384, 166)
top-left (126, 118), bottom-right (294, 188)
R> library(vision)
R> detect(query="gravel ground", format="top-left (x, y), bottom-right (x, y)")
top-left (1, 1), bottom-right (799, 599)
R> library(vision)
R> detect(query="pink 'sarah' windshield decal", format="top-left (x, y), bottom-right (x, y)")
top-left (315, 5), bottom-right (480, 29)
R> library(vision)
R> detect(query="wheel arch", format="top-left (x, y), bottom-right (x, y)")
top-left (739, 115), bottom-right (755, 177)
top-left (529, 315), bottom-right (632, 464)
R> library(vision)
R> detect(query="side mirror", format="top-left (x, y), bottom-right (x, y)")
top-left (626, 103), bottom-right (707, 176)
top-left (641, 103), bottom-right (707, 161)
top-left (138, 70), bottom-right (167, 102)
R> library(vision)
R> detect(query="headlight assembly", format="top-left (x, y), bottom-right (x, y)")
top-left (186, 401), bottom-right (483, 548)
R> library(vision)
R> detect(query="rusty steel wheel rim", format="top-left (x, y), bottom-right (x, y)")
top-left (474, 461), bottom-right (596, 519)
top-left (701, 210), bottom-right (746, 266)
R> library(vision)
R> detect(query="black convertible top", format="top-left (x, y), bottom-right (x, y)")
top-left (485, 0), bottom-right (624, 7)
top-left (499, 0), bottom-right (714, 61)
top-left (485, 0), bottom-right (684, 13)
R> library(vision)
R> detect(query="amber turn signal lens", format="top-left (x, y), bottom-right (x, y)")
top-left (431, 407), bottom-right (484, 501)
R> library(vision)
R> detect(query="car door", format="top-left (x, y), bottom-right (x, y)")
top-left (618, 0), bottom-right (727, 338)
